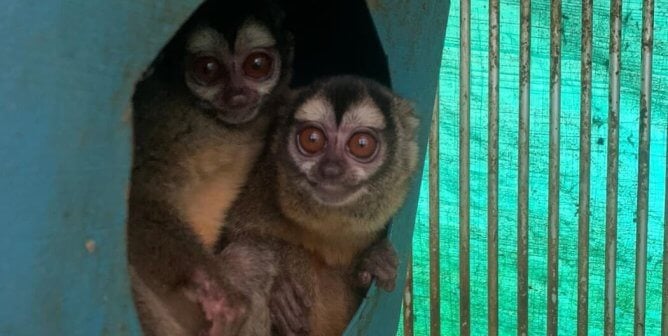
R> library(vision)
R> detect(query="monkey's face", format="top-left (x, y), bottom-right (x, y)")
top-left (184, 20), bottom-right (282, 125)
top-left (285, 93), bottom-right (391, 207)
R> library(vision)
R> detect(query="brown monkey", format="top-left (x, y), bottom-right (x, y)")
top-left (127, 1), bottom-right (293, 335)
top-left (215, 75), bottom-right (420, 335)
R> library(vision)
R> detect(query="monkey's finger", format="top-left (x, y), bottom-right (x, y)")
top-left (279, 297), bottom-right (306, 332)
top-left (376, 277), bottom-right (397, 292)
top-left (284, 281), bottom-right (304, 317)
top-left (378, 260), bottom-right (398, 279)
top-left (358, 271), bottom-right (372, 286)
top-left (275, 280), bottom-right (301, 324)
top-left (271, 300), bottom-right (303, 334)
top-left (290, 277), bottom-right (312, 308)
top-left (273, 287), bottom-right (305, 333)
top-left (369, 249), bottom-right (399, 269)
top-left (271, 309), bottom-right (295, 336)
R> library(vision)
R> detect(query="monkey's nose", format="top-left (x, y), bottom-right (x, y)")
top-left (227, 94), bottom-right (249, 107)
top-left (223, 87), bottom-right (252, 108)
top-left (319, 162), bottom-right (344, 179)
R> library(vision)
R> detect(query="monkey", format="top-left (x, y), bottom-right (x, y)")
top-left (213, 75), bottom-right (420, 335)
top-left (126, 1), bottom-right (294, 335)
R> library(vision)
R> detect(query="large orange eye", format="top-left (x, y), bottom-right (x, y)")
top-left (347, 132), bottom-right (378, 160)
top-left (191, 56), bottom-right (222, 85)
top-left (242, 51), bottom-right (274, 80)
top-left (297, 126), bottom-right (326, 155)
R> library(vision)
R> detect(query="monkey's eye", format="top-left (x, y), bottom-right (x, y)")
top-left (347, 132), bottom-right (378, 160)
top-left (242, 52), bottom-right (274, 80)
top-left (297, 126), bottom-right (326, 155)
top-left (192, 56), bottom-right (222, 85)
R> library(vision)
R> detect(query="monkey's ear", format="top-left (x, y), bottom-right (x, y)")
top-left (393, 97), bottom-right (420, 142)
top-left (392, 97), bottom-right (420, 173)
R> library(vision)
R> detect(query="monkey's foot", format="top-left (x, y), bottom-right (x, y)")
top-left (357, 239), bottom-right (399, 292)
top-left (270, 274), bottom-right (311, 336)
top-left (191, 270), bottom-right (247, 336)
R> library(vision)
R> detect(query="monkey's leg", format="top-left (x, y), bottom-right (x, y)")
top-left (355, 238), bottom-right (399, 292)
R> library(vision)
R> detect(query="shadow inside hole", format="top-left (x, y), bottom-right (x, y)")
top-left (282, 0), bottom-right (391, 87)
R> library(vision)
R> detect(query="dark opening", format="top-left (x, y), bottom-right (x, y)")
top-left (281, 0), bottom-right (391, 87)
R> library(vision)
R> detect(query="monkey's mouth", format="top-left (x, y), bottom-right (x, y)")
top-left (306, 180), bottom-right (365, 207)
top-left (212, 104), bottom-right (261, 125)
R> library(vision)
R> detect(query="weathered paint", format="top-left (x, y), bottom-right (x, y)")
top-left (0, 1), bottom-right (202, 335)
top-left (605, 0), bottom-right (623, 334)
top-left (518, 0), bottom-right (531, 333)
top-left (0, 0), bottom-right (448, 334)
top-left (577, 0), bottom-right (593, 334)
top-left (344, 1), bottom-right (450, 335)
top-left (547, 0), bottom-right (562, 333)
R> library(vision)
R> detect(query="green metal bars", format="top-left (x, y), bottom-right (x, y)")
top-left (401, 0), bottom-right (661, 334)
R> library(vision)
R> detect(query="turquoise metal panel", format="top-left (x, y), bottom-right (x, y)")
top-left (0, 1), bottom-right (201, 335)
top-left (345, 1), bottom-right (450, 335)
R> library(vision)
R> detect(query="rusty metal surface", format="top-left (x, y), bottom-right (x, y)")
top-left (487, 0), bottom-right (500, 333)
top-left (429, 94), bottom-right (441, 336)
top-left (517, 0), bottom-right (531, 333)
top-left (547, 0), bottom-right (562, 334)
top-left (578, 0), bottom-right (594, 334)
top-left (403, 253), bottom-right (414, 336)
top-left (605, 0), bottom-right (622, 334)
top-left (634, 0), bottom-right (655, 334)
top-left (459, 0), bottom-right (471, 334)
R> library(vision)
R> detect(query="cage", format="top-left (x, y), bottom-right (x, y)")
top-left (402, 0), bottom-right (667, 335)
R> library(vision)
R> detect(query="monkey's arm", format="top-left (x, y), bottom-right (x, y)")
top-left (127, 199), bottom-right (214, 289)
top-left (355, 238), bottom-right (399, 292)
top-left (127, 199), bottom-right (226, 335)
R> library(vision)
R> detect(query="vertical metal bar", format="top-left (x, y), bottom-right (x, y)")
top-left (488, 0), bottom-right (500, 334)
top-left (518, 0), bottom-right (531, 334)
top-left (662, 128), bottom-right (668, 335)
top-left (634, 0), bottom-right (654, 334)
top-left (403, 253), bottom-right (414, 336)
top-left (547, 0), bottom-right (562, 334)
top-left (605, 0), bottom-right (622, 334)
top-left (429, 93), bottom-right (441, 336)
top-left (577, 0), bottom-right (594, 334)
top-left (459, 0), bottom-right (471, 333)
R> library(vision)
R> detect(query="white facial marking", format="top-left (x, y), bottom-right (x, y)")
top-left (235, 20), bottom-right (276, 51)
top-left (187, 27), bottom-right (227, 54)
top-left (340, 100), bottom-right (386, 130)
top-left (294, 97), bottom-right (334, 124)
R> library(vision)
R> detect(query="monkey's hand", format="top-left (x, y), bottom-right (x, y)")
top-left (270, 273), bottom-right (311, 336)
top-left (356, 238), bottom-right (399, 292)
top-left (188, 269), bottom-right (248, 336)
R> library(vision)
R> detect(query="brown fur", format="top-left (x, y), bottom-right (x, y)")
top-left (126, 1), bottom-right (293, 334)
top-left (217, 76), bottom-right (419, 335)
top-left (127, 74), bottom-right (283, 335)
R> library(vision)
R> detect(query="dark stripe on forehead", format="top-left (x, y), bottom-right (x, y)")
top-left (193, 0), bottom-right (285, 53)
top-left (365, 81), bottom-right (393, 118)
top-left (322, 78), bottom-right (366, 124)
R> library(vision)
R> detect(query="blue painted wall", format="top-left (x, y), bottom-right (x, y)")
top-left (346, 1), bottom-right (449, 335)
top-left (0, 1), bottom-right (448, 335)
top-left (0, 2), bottom-right (200, 334)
